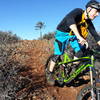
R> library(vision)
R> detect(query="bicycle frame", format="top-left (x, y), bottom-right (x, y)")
top-left (56, 51), bottom-right (100, 99)
top-left (56, 52), bottom-right (95, 83)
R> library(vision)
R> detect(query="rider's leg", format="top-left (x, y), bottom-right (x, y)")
top-left (73, 51), bottom-right (84, 64)
top-left (70, 36), bottom-right (86, 64)
top-left (49, 30), bottom-right (71, 73)
top-left (73, 56), bottom-right (80, 64)
top-left (49, 60), bottom-right (56, 72)
top-left (49, 39), bottom-right (66, 73)
top-left (47, 39), bottom-right (65, 83)
top-left (49, 55), bottom-right (60, 72)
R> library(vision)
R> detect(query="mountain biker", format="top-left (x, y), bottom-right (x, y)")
top-left (48, 0), bottom-right (100, 83)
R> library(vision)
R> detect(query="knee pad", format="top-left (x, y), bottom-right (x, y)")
top-left (51, 55), bottom-right (60, 62)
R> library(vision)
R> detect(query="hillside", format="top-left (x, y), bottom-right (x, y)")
top-left (0, 39), bottom-right (99, 100)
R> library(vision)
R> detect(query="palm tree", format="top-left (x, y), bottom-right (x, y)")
top-left (35, 21), bottom-right (45, 39)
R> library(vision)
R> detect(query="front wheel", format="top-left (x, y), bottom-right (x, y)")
top-left (77, 85), bottom-right (100, 100)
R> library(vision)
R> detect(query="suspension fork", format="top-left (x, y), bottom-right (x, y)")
top-left (91, 57), bottom-right (100, 100)
top-left (90, 55), bottom-right (96, 100)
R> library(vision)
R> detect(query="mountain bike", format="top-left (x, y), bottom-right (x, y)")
top-left (45, 48), bottom-right (100, 100)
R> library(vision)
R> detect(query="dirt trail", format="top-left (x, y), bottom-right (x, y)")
top-left (12, 40), bottom-right (90, 100)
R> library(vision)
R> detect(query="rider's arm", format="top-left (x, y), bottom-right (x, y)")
top-left (69, 24), bottom-right (87, 45)
top-left (87, 20), bottom-right (100, 43)
top-left (65, 8), bottom-right (88, 45)
top-left (69, 24), bottom-right (81, 39)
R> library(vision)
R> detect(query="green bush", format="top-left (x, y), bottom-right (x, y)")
top-left (41, 32), bottom-right (55, 40)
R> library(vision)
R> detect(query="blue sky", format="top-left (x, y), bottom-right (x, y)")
top-left (0, 0), bottom-right (100, 40)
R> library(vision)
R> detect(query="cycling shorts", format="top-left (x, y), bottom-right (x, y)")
top-left (54, 30), bottom-right (86, 57)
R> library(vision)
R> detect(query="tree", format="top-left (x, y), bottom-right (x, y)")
top-left (35, 21), bottom-right (45, 39)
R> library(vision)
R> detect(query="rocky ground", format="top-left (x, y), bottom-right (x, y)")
top-left (0, 39), bottom-right (99, 100)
